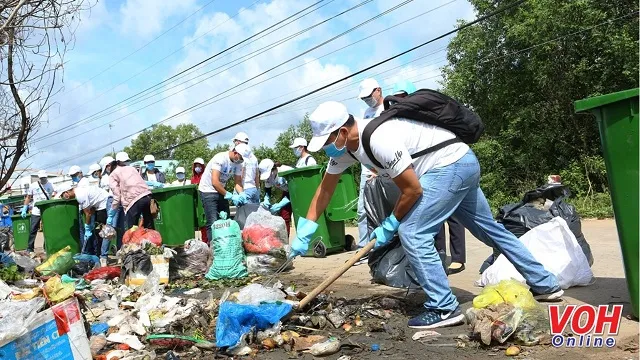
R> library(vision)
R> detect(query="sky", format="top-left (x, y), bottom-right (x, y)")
top-left (22, 0), bottom-right (475, 174)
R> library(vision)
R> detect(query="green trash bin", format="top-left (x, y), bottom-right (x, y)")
top-left (195, 189), bottom-right (207, 229)
top-left (151, 185), bottom-right (198, 247)
top-left (36, 199), bottom-right (81, 256)
top-left (575, 88), bottom-right (639, 317)
top-left (280, 165), bottom-right (358, 257)
top-left (10, 214), bottom-right (30, 251)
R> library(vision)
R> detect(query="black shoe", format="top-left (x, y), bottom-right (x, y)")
top-left (531, 289), bottom-right (564, 301)
top-left (408, 306), bottom-right (464, 329)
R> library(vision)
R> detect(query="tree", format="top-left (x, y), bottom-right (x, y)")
top-left (0, 0), bottom-right (92, 189)
top-left (441, 0), bottom-right (638, 201)
top-left (268, 114), bottom-right (329, 168)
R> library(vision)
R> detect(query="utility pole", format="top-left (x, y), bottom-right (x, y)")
top-left (109, 124), bottom-right (115, 156)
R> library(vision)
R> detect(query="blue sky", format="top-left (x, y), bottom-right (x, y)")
top-left (24, 0), bottom-right (475, 173)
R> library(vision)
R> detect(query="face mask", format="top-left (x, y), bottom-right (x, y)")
top-left (146, 163), bottom-right (155, 171)
top-left (92, 173), bottom-right (100, 179)
top-left (194, 166), bottom-right (203, 174)
top-left (71, 176), bottom-right (80, 183)
top-left (177, 173), bottom-right (185, 181)
top-left (232, 158), bottom-right (244, 164)
top-left (294, 148), bottom-right (302, 158)
top-left (363, 96), bottom-right (378, 108)
top-left (323, 130), bottom-right (347, 158)
top-left (39, 178), bottom-right (48, 184)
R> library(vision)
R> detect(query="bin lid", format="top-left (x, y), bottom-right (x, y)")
top-left (575, 88), bottom-right (639, 113)
top-left (279, 165), bottom-right (323, 178)
top-left (151, 184), bottom-right (197, 194)
top-left (34, 198), bottom-right (78, 208)
top-left (10, 214), bottom-right (28, 220)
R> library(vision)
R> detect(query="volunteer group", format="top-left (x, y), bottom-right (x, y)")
top-left (20, 77), bottom-right (564, 330)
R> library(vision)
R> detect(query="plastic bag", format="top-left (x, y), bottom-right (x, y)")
top-left (44, 276), bottom-right (76, 303)
top-left (70, 261), bottom-right (96, 277)
top-left (236, 284), bottom-right (286, 305)
top-left (0, 297), bottom-right (46, 344)
top-left (99, 224), bottom-right (117, 239)
top-left (479, 218), bottom-right (594, 289)
top-left (246, 254), bottom-right (291, 275)
top-left (36, 245), bottom-right (75, 276)
top-left (123, 226), bottom-right (162, 246)
top-left (473, 280), bottom-right (538, 310)
top-left (496, 184), bottom-right (593, 266)
top-left (84, 266), bottom-right (122, 281)
top-left (121, 250), bottom-right (152, 280)
top-left (205, 212), bottom-right (247, 280)
top-left (215, 301), bottom-right (293, 348)
top-left (0, 227), bottom-right (12, 252)
top-left (235, 203), bottom-right (261, 230)
top-left (243, 207), bottom-right (287, 252)
top-left (9, 253), bottom-right (39, 273)
top-left (169, 239), bottom-right (210, 279)
top-left (514, 306), bottom-right (551, 345)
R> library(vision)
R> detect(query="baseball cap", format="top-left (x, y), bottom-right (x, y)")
top-left (392, 80), bottom-right (417, 96)
top-left (358, 78), bottom-right (380, 98)
top-left (193, 157), bottom-right (205, 165)
top-left (58, 183), bottom-right (74, 195)
top-left (37, 170), bottom-right (47, 178)
top-left (88, 164), bottom-right (101, 174)
top-left (258, 159), bottom-right (275, 181)
top-left (100, 156), bottom-right (114, 170)
top-left (233, 132), bottom-right (249, 143)
top-left (233, 143), bottom-right (252, 159)
top-left (143, 154), bottom-right (155, 163)
top-left (307, 101), bottom-right (350, 152)
top-left (176, 166), bottom-right (186, 174)
top-left (289, 137), bottom-right (308, 148)
top-left (116, 152), bottom-right (130, 162)
top-left (68, 165), bottom-right (82, 175)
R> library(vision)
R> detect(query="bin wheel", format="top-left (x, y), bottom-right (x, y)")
top-left (313, 241), bottom-right (327, 258)
top-left (344, 234), bottom-right (356, 251)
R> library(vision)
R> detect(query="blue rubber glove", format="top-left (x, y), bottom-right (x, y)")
top-left (84, 223), bottom-right (94, 241)
top-left (145, 180), bottom-right (164, 188)
top-left (260, 194), bottom-right (271, 209)
top-left (289, 217), bottom-right (319, 259)
top-left (234, 192), bottom-right (248, 206)
top-left (106, 208), bottom-right (117, 226)
top-left (370, 214), bottom-right (400, 248)
top-left (224, 192), bottom-right (244, 205)
top-left (270, 197), bottom-right (291, 215)
top-left (21, 205), bottom-right (29, 218)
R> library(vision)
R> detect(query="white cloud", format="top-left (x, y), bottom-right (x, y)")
top-left (119, 0), bottom-right (198, 39)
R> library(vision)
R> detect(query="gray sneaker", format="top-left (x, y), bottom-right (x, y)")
top-left (532, 289), bottom-right (564, 301)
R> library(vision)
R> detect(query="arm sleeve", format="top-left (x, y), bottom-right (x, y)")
top-left (307, 156), bottom-right (317, 166)
top-left (370, 132), bottom-right (413, 178)
top-left (109, 172), bottom-right (121, 209)
top-left (326, 154), bottom-right (357, 175)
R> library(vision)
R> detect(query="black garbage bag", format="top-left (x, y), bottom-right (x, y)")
top-left (121, 249), bottom-right (153, 282)
top-left (70, 261), bottom-right (96, 277)
top-left (0, 228), bottom-right (12, 252)
top-left (365, 176), bottom-right (446, 289)
top-left (234, 204), bottom-right (261, 230)
top-left (493, 184), bottom-right (594, 269)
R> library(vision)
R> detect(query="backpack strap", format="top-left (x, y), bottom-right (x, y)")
top-left (38, 182), bottom-right (50, 200)
top-left (305, 156), bottom-right (311, 166)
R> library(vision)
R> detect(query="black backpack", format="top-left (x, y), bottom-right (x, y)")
top-left (360, 89), bottom-right (484, 169)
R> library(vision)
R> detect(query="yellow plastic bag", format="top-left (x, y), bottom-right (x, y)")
top-left (36, 245), bottom-right (75, 276)
top-left (44, 276), bottom-right (75, 303)
top-left (11, 287), bottom-right (41, 301)
top-left (473, 280), bottom-right (537, 310)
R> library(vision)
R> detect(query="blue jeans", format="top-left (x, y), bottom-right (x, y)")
top-left (100, 197), bottom-right (124, 258)
top-left (398, 149), bottom-right (560, 312)
top-left (200, 191), bottom-right (229, 243)
top-left (357, 170), bottom-right (371, 248)
top-left (243, 187), bottom-right (260, 204)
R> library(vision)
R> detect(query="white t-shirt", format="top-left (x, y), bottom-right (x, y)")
top-left (147, 172), bottom-right (157, 182)
top-left (295, 154), bottom-right (317, 168)
top-left (242, 154), bottom-right (259, 189)
top-left (76, 177), bottom-right (91, 188)
top-left (100, 174), bottom-right (111, 192)
top-left (171, 179), bottom-right (192, 186)
top-left (327, 117), bottom-right (469, 179)
top-left (75, 186), bottom-right (110, 211)
top-left (199, 152), bottom-right (243, 193)
top-left (264, 165), bottom-right (293, 193)
top-left (361, 103), bottom-right (383, 177)
top-left (28, 181), bottom-right (55, 216)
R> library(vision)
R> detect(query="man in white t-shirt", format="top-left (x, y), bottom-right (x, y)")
top-left (232, 132), bottom-right (260, 204)
top-left (68, 165), bottom-right (90, 188)
top-left (288, 101), bottom-right (563, 329)
top-left (59, 184), bottom-right (110, 257)
top-left (199, 143), bottom-right (251, 243)
top-left (22, 170), bottom-right (56, 253)
top-left (289, 138), bottom-right (317, 168)
top-left (171, 167), bottom-right (192, 186)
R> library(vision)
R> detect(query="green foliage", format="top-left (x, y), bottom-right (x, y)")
top-left (569, 192), bottom-right (614, 219)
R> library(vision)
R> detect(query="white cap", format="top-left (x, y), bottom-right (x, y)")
top-left (115, 152), bottom-right (130, 162)
top-left (258, 159), bottom-right (275, 181)
top-left (143, 154), bottom-right (155, 163)
top-left (358, 78), bottom-right (380, 98)
top-left (37, 170), bottom-right (47, 178)
top-left (193, 157), bottom-right (204, 165)
top-left (176, 166), bottom-right (186, 174)
top-left (233, 132), bottom-right (249, 143)
top-left (58, 183), bottom-right (74, 195)
top-left (233, 143), bottom-right (252, 159)
top-left (68, 165), bottom-right (82, 175)
top-left (289, 137), bottom-right (308, 148)
top-left (100, 156), bottom-right (114, 170)
top-left (88, 164), bottom-right (101, 174)
top-left (307, 101), bottom-right (350, 152)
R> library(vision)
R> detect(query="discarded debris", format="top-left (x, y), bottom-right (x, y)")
top-left (412, 330), bottom-right (441, 341)
top-left (308, 337), bottom-right (341, 356)
top-left (506, 345), bottom-right (521, 356)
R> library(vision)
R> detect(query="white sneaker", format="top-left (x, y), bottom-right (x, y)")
top-left (100, 258), bottom-right (108, 267)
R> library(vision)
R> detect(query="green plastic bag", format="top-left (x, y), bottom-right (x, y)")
top-left (205, 212), bottom-right (248, 280)
top-left (36, 245), bottom-right (75, 276)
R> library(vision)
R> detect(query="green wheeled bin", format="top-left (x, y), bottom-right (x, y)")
top-left (151, 185), bottom-right (198, 247)
top-left (10, 214), bottom-right (30, 251)
top-left (280, 165), bottom-right (358, 257)
top-left (575, 88), bottom-right (639, 317)
top-left (36, 198), bottom-right (81, 256)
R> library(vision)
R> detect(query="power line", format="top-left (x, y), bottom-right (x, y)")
top-left (36, 0), bottom-right (415, 150)
top-left (39, 0), bottom-right (528, 170)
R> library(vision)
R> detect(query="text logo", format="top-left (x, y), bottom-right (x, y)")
top-left (385, 150), bottom-right (403, 169)
top-left (549, 304), bottom-right (623, 348)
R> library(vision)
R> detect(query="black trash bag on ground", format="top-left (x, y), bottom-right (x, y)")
top-left (234, 204), bottom-right (261, 230)
top-left (70, 261), bottom-right (96, 277)
top-left (492, 184), bottom-right (594, 270)
top-left (365, 177), bottom-right (445, 289)
top-left (0, 228), bottom-right (12, 252)
top-left (121, 249), bottom-right (152, 281)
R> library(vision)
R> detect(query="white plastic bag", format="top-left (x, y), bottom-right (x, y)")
top-left (236, 283), bottom-right (286, 305)
top-left (479, 217), bottom-right (593, 289)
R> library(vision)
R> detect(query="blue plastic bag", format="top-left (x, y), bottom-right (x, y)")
top-left (0, 253), bottom-right (15, 266)
top-left (215, 301), bottom-right (292, 348)
top-left (73, 254), bottom-right (100, 265)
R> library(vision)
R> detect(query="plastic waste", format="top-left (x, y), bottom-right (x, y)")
top-left (0, 252), bottom-right (16, 265)
top-left (0, 279), bottom-right (11, 299)
top-left (91, 322), bottom-right (109, 335)
top-left (246, 254), bottom-right (291, 275)
top-left (84, 266), bottom-right (122, 281)
top-left (309, 337), bottom-right (341, 356)
top-left (107, 333), bottom-right (146, 350)
top-left (123, 226), bottom-right (162, 246)
top-left (169, 239), bottom-right (210, 279)
top-left (99, 224), bottom-right (117, 239)
top-left (0, 297), bottom-right (46, 343)
top-left (243, 207), bottom-right (288, 251)
top-left (9, 253), bottom-right (39, 272)
top-left (44, 275), bottom-right (76, 302)
top-left (236, 283), bottom-right (286, 305)
top-left (215, 301), bottom-right (292, 348)
top-left (205, 212), bottom-right (247, 280)
top-left (473, 280), bottom-right (538, 310)
top-left (36, 245), bottom-right (75, 276)
top-left (74, 253), bottom-right (100, 265)
top-left (90, 334), bottom-right (108, 356)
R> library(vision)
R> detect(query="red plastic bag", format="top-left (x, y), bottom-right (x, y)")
top-left (242, 225), bottom-right (284, 255)
top-left (123, 226), bottom-right (162, 246)
top-left (84, 266), bottom-right (122, 281)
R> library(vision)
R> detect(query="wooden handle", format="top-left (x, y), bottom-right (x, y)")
top-left (298, 239), bottom-right (376, 309)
